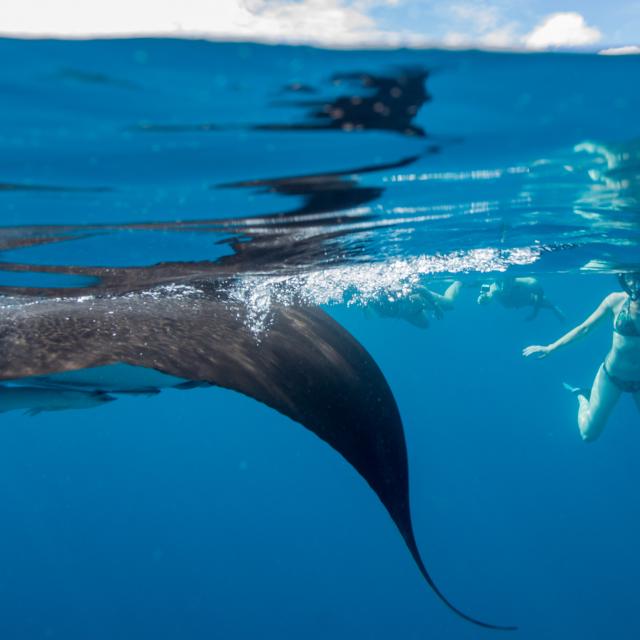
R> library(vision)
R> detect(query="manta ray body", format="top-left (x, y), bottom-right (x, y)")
top-left (0, 149), bottom-right (513, 629)
top-left (0, 280), bottom-right (513, 630)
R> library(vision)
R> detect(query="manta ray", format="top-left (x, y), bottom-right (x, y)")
top-left (0, 153), bottom-right (514, 629)
top-left (0, 271), bottom-right (514, 631)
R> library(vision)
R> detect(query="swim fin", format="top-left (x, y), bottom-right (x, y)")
top-left (562, 382), bottom-right (590, 400)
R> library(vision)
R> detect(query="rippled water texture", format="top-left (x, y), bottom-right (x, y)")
top-left (1, 40), bottom-right (639, 303)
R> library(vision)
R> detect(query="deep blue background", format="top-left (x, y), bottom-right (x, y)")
top-left (0, 39), bottom-right (639, 639)
top-left (0, 275), bottom-right (638, 639)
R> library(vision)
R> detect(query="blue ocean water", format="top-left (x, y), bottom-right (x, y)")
top-left (0, 38), bottom-right (639, 639)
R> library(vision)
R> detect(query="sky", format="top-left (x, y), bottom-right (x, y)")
top-left (1, 0), bottom-right (639, 52)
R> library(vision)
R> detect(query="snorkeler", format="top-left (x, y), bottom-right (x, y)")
top-left (523, 273), bottom-right (640, 441)
top-left (477, 276), bottom-right (565, 321)
top-left (369, 280), bottom-right (462, 329)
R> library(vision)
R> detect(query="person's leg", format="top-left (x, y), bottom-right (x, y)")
top-left (576, 365), bottom-right (621, 441)
top-left (421, 280), bottom-right (462, 314)
top-left (442, 280), bottom-right (462, 304)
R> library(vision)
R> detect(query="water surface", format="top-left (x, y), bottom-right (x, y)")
top-left (0, 38), bottom-right (639, 640)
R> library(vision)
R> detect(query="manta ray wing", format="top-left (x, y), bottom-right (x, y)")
top-left (0, 289), bottom-right (513, 630)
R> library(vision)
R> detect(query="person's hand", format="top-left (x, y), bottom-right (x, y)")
top-left (522, 344), bottom-right (552, 359)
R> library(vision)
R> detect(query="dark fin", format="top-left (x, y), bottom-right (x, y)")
top-left (0, 294), bottom-right (514, 630)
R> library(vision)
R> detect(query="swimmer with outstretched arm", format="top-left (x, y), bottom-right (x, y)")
top-left (523, 273), bottom-right (640, 441)
top-left (478, 276), bottom-right (565, 321)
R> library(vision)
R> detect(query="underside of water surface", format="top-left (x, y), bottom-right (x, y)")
top-left (0, 38), bottom-right (639, 640)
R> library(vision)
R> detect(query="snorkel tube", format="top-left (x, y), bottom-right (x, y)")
top-left (618, 272), bottom-right (640, 301)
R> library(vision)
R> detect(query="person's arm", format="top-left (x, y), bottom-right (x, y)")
top-left (522, 293), bottom-right (619, 359)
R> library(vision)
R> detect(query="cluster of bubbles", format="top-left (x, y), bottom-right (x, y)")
top-left (228, 246), bottom-right (541, 335)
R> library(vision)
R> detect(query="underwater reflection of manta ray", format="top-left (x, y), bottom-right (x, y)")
top-left (0, 279), bottom-right (514, 631)
top-left (257, 68), bottom-right (430, 137)
top-left (0, 155), bottom-right (419, 276)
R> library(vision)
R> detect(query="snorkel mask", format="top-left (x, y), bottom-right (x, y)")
top-left (618, 272), bottom-right (640, 301)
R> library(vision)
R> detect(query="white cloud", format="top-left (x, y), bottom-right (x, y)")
top-left (598, 45), bottom-right (640, 55)
top-left (441, 2), bottom-right (520, 50)
top-left (479, 25), bottom-right (519, 48)
top-left (448, 3), bottom-right (502, 33)
top-left (441, 5), bottom-right (606, 51)
top-left (523, 12), bottom-right (601, 50)
top-left (0, 1), bottom-right (612, 51)
top-left (0, 0), bottom-right (425, 48)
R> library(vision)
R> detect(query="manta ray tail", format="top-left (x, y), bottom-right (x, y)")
top-left (0, 290), bottom-right (515, 629)
top-left (400, 525), bottom-right (517, 630)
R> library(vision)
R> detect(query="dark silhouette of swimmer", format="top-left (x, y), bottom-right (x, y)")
top-left (477, 276), bottom-right (565, 321)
